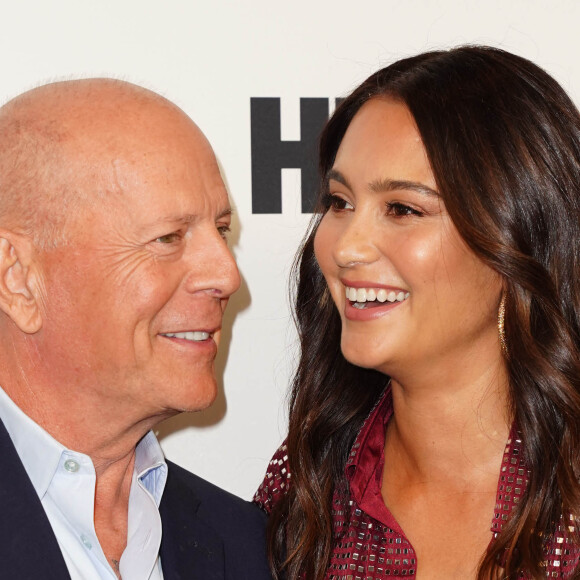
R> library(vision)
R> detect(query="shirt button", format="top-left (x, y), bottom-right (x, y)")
top-left (64, 459), bottom-right (80, 473)
top-left (80, 534), bottom-right (92, 550)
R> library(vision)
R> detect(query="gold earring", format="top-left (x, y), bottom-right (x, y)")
top-left (498, 294), bottom-right (509, 357)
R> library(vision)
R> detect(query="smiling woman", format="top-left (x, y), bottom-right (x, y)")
top-left (254, 46), bottom-right (580, 580)
top-left (315, 99), bottom-right (503, 376)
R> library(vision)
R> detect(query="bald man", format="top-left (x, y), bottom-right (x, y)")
top-left (0, 80), bottom-right (271, 580)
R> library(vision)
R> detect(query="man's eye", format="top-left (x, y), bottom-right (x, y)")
top-left (385, 202), bottom-right (423, 217)
top-left (155, 233), bottom-right (181, 244)
top-left (217, 225), bottom-right (231, 240)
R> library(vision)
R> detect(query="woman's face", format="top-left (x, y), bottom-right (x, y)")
top-left (314, 98), bottom-right (503, 379)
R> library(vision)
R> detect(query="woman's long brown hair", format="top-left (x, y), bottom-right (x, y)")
top-left (267, 46), bottom-right (580, 579)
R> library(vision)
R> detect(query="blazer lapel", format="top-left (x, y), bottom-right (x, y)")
top-left (0, 418), bottom-right (71, 579)
top-left (160, 463), bottom-right (225, 580)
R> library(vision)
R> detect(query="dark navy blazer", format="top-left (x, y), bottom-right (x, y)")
top-left (0, 418), bottom-right (272, 579)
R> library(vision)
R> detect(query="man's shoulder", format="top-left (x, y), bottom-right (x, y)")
top-left (165, 459), bottom-right (267, 530)
top-left (161, 460), bottom-right (272, 580)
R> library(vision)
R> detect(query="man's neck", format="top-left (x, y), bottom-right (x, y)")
top-left (94, 450), bottom-right (136, 576)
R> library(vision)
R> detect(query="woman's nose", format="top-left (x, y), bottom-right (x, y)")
top-left (332, 215), bottom-right (380, 268)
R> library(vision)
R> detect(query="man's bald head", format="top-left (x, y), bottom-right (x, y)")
top-left (0, 76), bottom-right (238, 427)
top-left (0, 79), bottom-right (202, 248)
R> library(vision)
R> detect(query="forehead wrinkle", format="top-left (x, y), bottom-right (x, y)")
top-left (109, 158), bottom-right (128, 197)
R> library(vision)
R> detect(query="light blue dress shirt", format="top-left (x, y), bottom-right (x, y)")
top-left (0, 386), bottom-right (168, 579)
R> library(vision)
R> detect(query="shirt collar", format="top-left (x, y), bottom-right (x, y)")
top-left (0, 385), bottom-right (168, 504)
top-left (345, 383), bottom-right (393, 495)
top-left (134, 430), bottom-right (167, 506)
top-left (0, 385), bottom-right (64, 499)
top-left (345, 384), bottom-right (405, 534)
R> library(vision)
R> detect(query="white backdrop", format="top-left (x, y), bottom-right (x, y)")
top-left (1, 0), bottom-right (578, 499)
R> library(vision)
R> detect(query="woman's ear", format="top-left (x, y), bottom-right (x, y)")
top-left (0, 233), bottom-right (43, 333)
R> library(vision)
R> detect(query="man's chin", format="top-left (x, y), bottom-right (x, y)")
top-left (172, 379), bottom-right (219, 414)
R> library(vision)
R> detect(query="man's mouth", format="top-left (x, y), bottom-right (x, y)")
top-left (160, 331), bottom-right (212, 341)
top-left (344, 286), bottom-right (410, 310)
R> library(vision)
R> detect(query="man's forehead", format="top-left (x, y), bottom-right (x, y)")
top-left (0, 78), bottom-right (216, 247)
top-left (0, 79), bottom-right (201, 157)
top-left (2, 79), bottom-right (211, 178)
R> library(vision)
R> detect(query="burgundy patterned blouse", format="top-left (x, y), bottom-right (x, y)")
top-left (254, 387), bottom-right (579, 578)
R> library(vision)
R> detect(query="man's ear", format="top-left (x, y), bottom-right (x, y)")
top-left (0, 233), bottom-right (43, 334)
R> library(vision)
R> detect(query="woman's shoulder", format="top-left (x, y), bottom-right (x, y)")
top-left (253, 441), bottom-right (291, 514)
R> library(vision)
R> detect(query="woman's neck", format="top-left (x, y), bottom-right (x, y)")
top-left (386, 352), bottom-right (511, 484)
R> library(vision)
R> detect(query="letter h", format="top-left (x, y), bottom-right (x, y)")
top-left (251, 98), bottom-right (330, 213)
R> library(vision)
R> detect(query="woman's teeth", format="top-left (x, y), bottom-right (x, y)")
top-left (345, 286), bottom-right (409, 308)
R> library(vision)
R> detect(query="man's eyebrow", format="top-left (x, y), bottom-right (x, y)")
top-left (326, 168), bottom-right (439, 197)
top-left (217, 207), bottom-right (233, 220)
top-left (145, 208), bottom-right (233, 228)
top-left (147, 214), bottom-right (196, 227)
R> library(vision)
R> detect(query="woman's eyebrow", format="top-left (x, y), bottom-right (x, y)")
top-left (326, 169), bottom-right (352, 189)
top-left (327, 168), bottom-right (439, 197)
top-left (369, 178), bottom-right (440, 197)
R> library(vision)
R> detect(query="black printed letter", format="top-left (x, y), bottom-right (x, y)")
top-left (251, 98), bottom-right (329, 213)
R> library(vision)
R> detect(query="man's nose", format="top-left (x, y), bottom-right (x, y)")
top-left (186, 229), bottom-right (241, 297)
top-left (213, 239), bottom-right (241, 298)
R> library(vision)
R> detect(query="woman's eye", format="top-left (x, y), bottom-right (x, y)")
top-left (385, 202), bottom-right (423, 217)
top-left (324, 193), bottom-right (354, 212)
